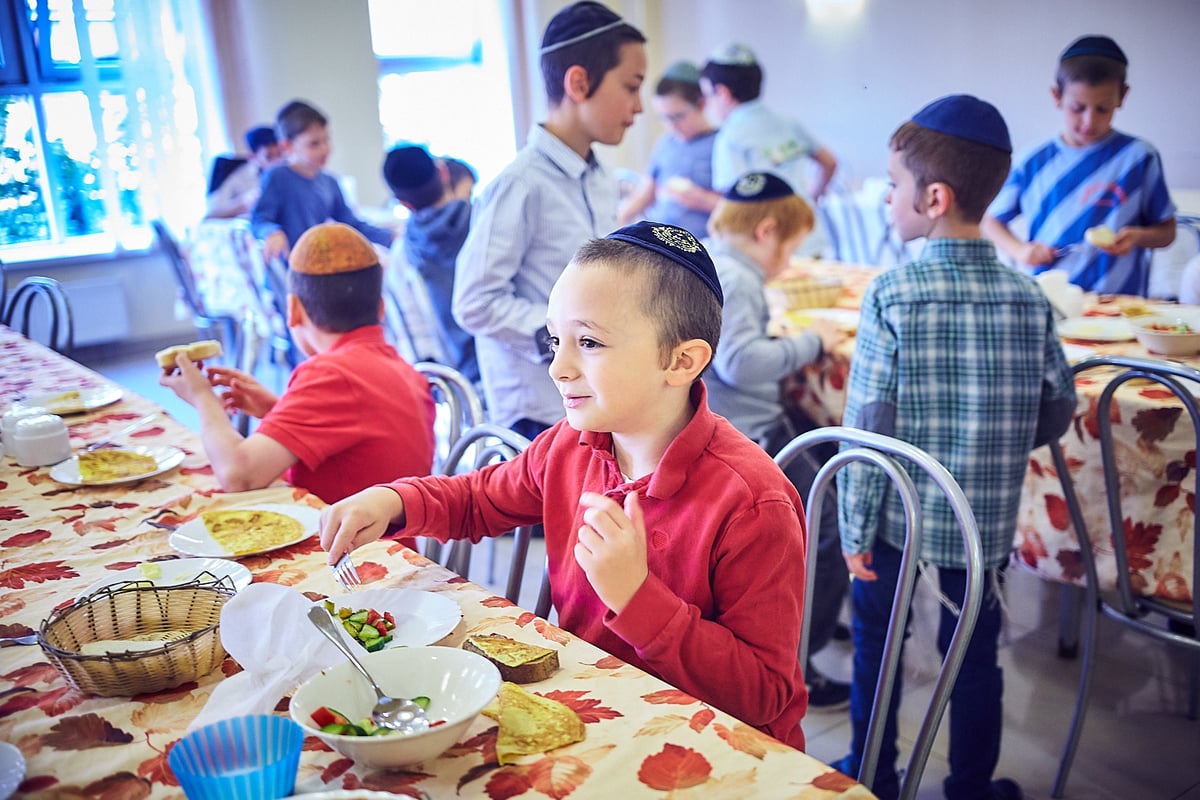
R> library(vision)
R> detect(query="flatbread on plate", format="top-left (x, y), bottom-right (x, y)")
top-left (200, 509), bottom-right (305, 556)
top-left (481, 681), bottom-right (585, 765)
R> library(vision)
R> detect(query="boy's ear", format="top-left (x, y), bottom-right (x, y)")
top-left (563, 64), bottom-right (591, 104)
top-left (666, 339), bottom-right (713, 386)
top-left (753, 215), bottom-right (779, 244)
top-left (923, 181), bottom-right (954, 221)
top-left (286, 293), bottom-right (306, 328)
top-left (1051, 85), bottom-right (1062, 107)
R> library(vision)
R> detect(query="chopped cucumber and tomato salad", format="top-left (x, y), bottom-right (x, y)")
top-left (323, 600), bottom-right (396, 652)
top-left (310, 700), bottom-right (435, 737)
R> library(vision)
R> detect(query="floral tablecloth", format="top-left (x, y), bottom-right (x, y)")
top-left (777, 261), bottom-right (1195, 604)
top-left (0, 327), bottom-right (872, 799)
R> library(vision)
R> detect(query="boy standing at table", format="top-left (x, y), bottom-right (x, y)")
top-left (834, 95), bottom-right (1076, 800)
top-left (703, 171), bottom-right (850, 708)
top-left (253, 99), bottom-right (396, 263)
top-left (322, 221), bottom-right (811, 749)
top-left (453, 1), bottom-right (645, 441)
top-left (983, 35), bottom-right (1176, 296)
top-left (700, 43), bottom-right (837, 256)
top-left (161, 223), bottom-right (435, 507)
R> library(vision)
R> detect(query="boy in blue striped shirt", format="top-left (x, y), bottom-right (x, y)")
top-left (836, 95), bottom-right (1077, 800)
top-left (983, 35), bottom-right (1176, 296)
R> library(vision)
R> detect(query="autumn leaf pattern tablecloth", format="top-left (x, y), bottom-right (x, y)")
top-left (0, 328), bottom-right (872, 799)
top-left (776, 265), bottom-right (1196, 605)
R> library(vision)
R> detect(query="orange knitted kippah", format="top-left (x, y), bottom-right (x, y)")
top-left (290, 222), bottom-right (379, 275)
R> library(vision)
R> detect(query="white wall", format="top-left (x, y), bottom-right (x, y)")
top-left (644, 0), bottom-right (1199, 193)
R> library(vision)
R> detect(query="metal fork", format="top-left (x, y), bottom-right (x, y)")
top-left (330, 552), bottom-right (361, 590)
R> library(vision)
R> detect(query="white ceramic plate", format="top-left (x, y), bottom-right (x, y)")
top-left (168, 504), bottom-right (320, 558)
top-left (49, 445), bottom-right (185, 486)
top-left (1057, 317), bottom-right (1135, 342)
top-left (19, 386), bottom-right (123, 415)
top-left (315, 587), bottom-right (462, 650)
top-left (0, 741), bottom-right (24, 800)
top-left (76, 558), bottom-right (252, 600)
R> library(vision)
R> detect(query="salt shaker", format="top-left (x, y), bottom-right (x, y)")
top-left (13, 414), bottom-right (73, 467)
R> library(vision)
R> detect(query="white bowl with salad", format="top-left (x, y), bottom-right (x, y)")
top-left (289, 645), bottom-right (501, 768)
top-left (1130, 314), bottom-right (1200, 356)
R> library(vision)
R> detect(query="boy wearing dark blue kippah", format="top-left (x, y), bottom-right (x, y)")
top-left (983, 35), bottom-right (1176, 296)
top-left (322, 221), bottom-right (812, 750)
top-left (453, 2), bottom-right (647, 441)
top-left (835, 95), bottom-right (1077, 800)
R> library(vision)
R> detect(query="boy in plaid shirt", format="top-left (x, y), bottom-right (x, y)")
top-left (834, 95), bottom-right (1076, 800)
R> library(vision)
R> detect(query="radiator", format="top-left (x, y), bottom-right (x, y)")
top-left (61, 277), bottom-right (131, 346)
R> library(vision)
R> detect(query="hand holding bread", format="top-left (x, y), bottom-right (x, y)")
top-left (155, 340), bottom-right (223, 375)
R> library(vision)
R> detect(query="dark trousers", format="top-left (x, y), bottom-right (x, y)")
top-left (511, 418), bottom-right (550, 442)
top-left (761, 418), bottom-right (849, 660)
top-left (844, 539), bottom-right (1005, 800)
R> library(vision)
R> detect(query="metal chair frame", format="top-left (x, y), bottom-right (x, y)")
top-left (414, 361), bottom-right (485, 474)
top-left (153, 219), bottom-right (239, 361)
top-left (1049, 355), bottom-right (1200, 798)
top-left (384, 250), bottom-right (453, 367)
top-left (2, 276), bottom-right (75, 354)
top-left (775, 427), bottom-right (984, 800)
top-left (423, 423), bottom-right (551, 618)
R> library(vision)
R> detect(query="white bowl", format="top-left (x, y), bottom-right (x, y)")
top-left (1130, 315), bottom-right (1200, 356)
top-left (290, 645), bottom-right (500, 768)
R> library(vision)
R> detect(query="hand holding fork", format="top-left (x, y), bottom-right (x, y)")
top-left (330, 552), bottom-right (361, 591)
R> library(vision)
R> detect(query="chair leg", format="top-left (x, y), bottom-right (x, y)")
top-left (1052, 595), bottom-right (1100, 798)
top-left (1058, 584), bottom-right (1084, 659)
top-left (1189, 649), bottom-right (1199, 721)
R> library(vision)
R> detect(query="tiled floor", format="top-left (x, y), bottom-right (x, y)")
top-left (85, 347), bottom-right (1200, 800)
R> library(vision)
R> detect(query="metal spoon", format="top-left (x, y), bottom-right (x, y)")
top-left (306, 606), bottom-right (430, 735)
top-left (0, 635), bottom-right (38, 647)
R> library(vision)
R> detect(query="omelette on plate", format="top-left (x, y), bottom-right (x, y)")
top-left (200, 509), bottom-right (305, 555)
top-left (481, 681), bottom-right (585, 765)
top-left (78, 449), bottom-right (160, 482)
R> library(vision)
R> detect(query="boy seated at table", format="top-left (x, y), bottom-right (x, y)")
top-left (320, 221), bottom-right (811, 749)
top-left (834, 95), bottom-right (1076, 800)
top-left (703, 170), bottom-right (850, 709)
top-left (161, 222), bottom-right (436, 508)
top-left (982, 35), bottom-right (1176, 296)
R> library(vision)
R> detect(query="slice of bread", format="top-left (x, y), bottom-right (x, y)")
top-left (1085, 225), bottom-right (1116, 247)
top-left (155, 340), bottom-right (223, 372)
top-left (463, 634), bottom-right (559, 683)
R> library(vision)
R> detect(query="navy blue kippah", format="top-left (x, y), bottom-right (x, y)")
top-left (1061, 35), bottom-right (1127, 64)
top-left (606, 221), bottom-right (723, 306)
top-left (244, 126), bottom-right (276, 152)
top-left (911, 94), bottom-right (1012, 153)
top-left (383, 145), bottom-right (436, 190)
top-left (724, 172), bottom-right (795, 202)
top-left (541, 2), bottom-right (625, 54)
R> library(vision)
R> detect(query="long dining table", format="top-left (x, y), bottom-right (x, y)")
top-left (0, 325), bottom-right (873, 799)
top-left (774, 259), bottom-right (1196, 607)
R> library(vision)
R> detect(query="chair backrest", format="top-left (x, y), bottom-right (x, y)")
top-left (154, 218), bottom-right (240, 363)
top-left (776, 426), bottom-right (984, 800)
top-left (414, 361), bottom-right (485, 472)
top-left (1048, 355), bottom-right (1200, 796)
top-left (208, 155), bottom-right (247, 194)
top-left (385, 247), bottom-right (453, 365)
top-left (2, 276), bottom-right (75, 354)
top-left (426, 423), bottom-right (551, 618)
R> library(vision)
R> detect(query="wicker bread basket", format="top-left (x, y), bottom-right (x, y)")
top-left (764, 276), bottom-right (846, 316)
top-left (39, 581), bottom-right (234, 697)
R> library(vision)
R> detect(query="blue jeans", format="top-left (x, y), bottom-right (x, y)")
top-left (844, 540), bottom-right (1005, 800)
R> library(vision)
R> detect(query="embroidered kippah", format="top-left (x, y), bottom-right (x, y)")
top-left (540, 2), bottom-right (626, 54)
top-left (290, 222), bottom-right (379, 276)
top-left (383, 145), bottom-right (436, 190)
top-left (910, 94), bottom-right (1012, 153)
top-left (724, 172), bottom-right (795, 202)
top-left (606, 221), bottom-right (724, 306)
top-left (662, 60), bottom-right (700, 83)
top-left (1061, 35), bottom-right (1127, 64)
top-left (707, 42), bottom-right (758, 67)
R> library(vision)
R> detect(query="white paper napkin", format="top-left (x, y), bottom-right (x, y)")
top-left (189, 583), bottom-right (344, 731)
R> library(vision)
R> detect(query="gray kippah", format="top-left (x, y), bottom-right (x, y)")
top-left (707, 42), bottom-right (757, 67)
top-left (662, 60), bottom-right (700, 83)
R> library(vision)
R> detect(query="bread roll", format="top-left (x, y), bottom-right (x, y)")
top-left (155, 340), bottom-right (222, 373)
top-left (1085, 225), bottom-right (1116, 248)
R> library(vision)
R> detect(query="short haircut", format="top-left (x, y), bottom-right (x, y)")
top-left (444, 158), bottom-right (477, 188)
top-left (570, 238), bottom-right (721, 368)
top-left (708, 195), bottom-right (815, 242)
top-left (1056, 53), bottom-right (1127, 92)
top-left (656, 75), bottom-right (702, 105)
top-left (889, 121), bottom-right (1011, 224)
top-left (540, 24), bottom-right (646, 106)
top-left (288, 263), bottom-right (382, 333)
top-left (276, 100), bottom-right (327, 142)
top-left (699, 62), bottom-right (762, 102)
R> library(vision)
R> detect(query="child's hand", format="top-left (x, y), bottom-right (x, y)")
top-left (574, 491), bottom-right (649, 613)
top-left (808, 318), bottom-right (847, 355)
top-left (1021, 241), bottom-right (1058, 267)
top-left (1106, 227), bottom-right (1139, 257)
top-left (844, 551), bottom-right (877, 581)
top-left (207, 366), bottom-right (277, 418)
top-left (159, 352), bottom-right (216, 406)
top-left (319, 486), bottom-right (405, 565)
top-left (261, 230), bottom-right (290, 262)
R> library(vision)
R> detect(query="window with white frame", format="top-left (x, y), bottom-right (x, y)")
top-left (0, 0), bottom-right (207, 262)
top-left (369, 0), bottom-right (516, 189)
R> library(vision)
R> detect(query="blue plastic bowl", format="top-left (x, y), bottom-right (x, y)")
top-left (168, 714), bottom-right (303, 800)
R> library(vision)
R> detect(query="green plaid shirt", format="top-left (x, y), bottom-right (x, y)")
top-left (837, 239), bottom-right (1076, 569)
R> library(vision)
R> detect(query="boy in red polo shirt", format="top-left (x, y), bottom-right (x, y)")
top-left (320, 221), bottom-right (812, 749)
top-left (161, 222), bottom-right (435, 504)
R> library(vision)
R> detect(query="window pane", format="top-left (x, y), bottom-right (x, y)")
top-left (26, 0), bottom-right (119, 69)
top-left (41, 90), bottom-right (104, 235)
top-left (0, 95), bottom-right (52, 245)
top-left (369, 0), bottom-right (480, 59)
